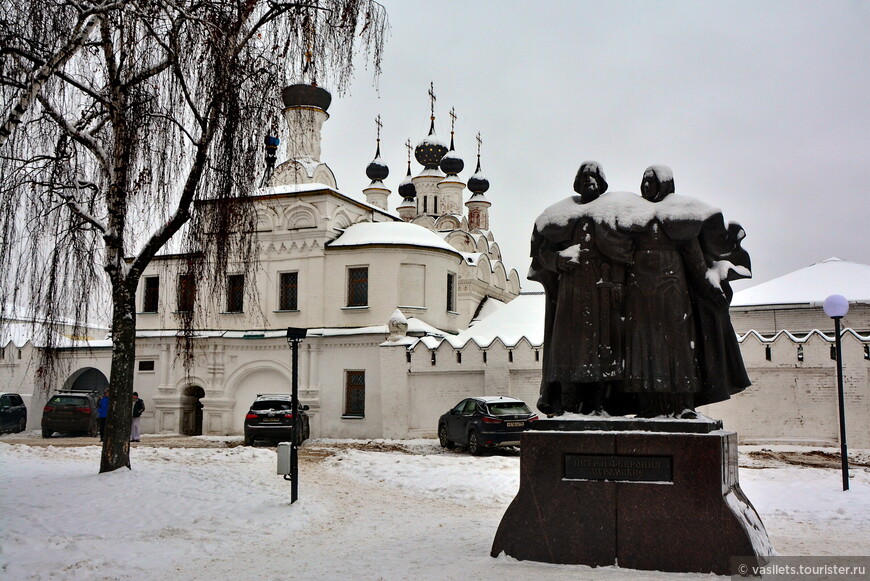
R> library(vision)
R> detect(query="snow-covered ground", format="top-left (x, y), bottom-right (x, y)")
top-left (1, 434), bottom-right (869, 581)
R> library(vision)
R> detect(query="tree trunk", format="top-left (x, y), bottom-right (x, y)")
top-left (100, 283), bottom-right (136, 472)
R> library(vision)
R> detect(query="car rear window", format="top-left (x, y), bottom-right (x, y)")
top-left (250, 400), bottom-right (292, 411)
top-left (48, 396), bottom-right (89, 406)
top-left (487, 402), bottom-right (531, 416)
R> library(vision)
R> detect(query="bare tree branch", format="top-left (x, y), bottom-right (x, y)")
top-left (51, 180), bottom-right (108, 234)
top-left (0, 12), bottom-right (99, 146)
top-left (36, 95), bottom-right (110, 170)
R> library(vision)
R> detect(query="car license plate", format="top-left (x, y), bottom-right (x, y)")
top-left (261, 418), bottom-right (279, 423)
top-left (506, 421), bottom-right (524, 428)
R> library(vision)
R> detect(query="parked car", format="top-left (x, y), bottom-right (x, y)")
top-left (42, 391), bottom-right (99, 438)
top-left (244, 394), bottom-right (310, 446)
top-left (0, 393), bottom-right (27, 433)
top-left (438, 396), bottom-right (538, 455)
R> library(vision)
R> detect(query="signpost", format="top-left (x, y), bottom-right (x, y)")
top-left (286, 327), bottom-right (307, 503)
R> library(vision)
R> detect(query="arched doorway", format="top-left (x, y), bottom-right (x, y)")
top-left (230, 368), bottom-right (290, 434)
top-left (63, 368), bottom-right (110, 392)
top-left (181, 385), bottom-right (205, 436)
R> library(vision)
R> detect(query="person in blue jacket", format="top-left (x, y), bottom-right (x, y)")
top-left (97, 390), bottom-right (109, 441)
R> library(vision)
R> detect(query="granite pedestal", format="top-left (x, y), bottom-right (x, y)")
top-left (491, 419), bottom-right (773, 574)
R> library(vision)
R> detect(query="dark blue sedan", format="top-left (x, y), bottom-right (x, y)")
top-left (438, 396), bottom-right (538, 455)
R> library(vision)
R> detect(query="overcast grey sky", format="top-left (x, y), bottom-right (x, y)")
top-left (315, 0), bottom-right (870, 292)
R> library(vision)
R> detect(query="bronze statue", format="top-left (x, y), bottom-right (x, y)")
top-left (530, 163), bottom-right (751, 418)
top-left (529, 162), bottom-right (632, 415)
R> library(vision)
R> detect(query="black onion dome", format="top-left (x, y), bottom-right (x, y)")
top-left (281, 83), bottom-right (332, 111)
top-left (366, 144), bottom-right (389, 181)
top-left (414, 120), bottom-right (448, 169)
top-left (467, 159), bottom-right (489, 194)
top-left (399, 167), bottom-right (417, 200)
top-left (439, 135), bottom-right (464, 176)
top-left (366, 159), bottom-right (389, 181)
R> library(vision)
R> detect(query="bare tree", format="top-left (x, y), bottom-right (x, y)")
top-left (0, 0), bottom-right (386, 472)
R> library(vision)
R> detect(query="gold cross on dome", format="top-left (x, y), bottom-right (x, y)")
top-left (375, 115), bottom-right (382, 142)
top-left (428, 82), bottom-right (436, 120)
top-left (405, 139), bottom-right (412, 163)
top-left (476, 132), bottom-right (483, 157)
top-left (449, 107), bottom-right (457, 134)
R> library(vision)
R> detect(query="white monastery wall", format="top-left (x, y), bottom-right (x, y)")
top-left (7, 307), bottom-right (868, 448)
top-left (700, 331), bottom-right (870, 447)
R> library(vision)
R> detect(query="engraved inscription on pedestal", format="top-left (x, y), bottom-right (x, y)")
top-left (565, 454), bottom-right (673, 482)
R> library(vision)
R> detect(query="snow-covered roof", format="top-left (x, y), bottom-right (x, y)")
top-left (732, 257), bottom-right (870, 307)
top-left (2, 303), bottom-right (107, 330)
top-left (0, 322), bottom-right (109, 349)
top-left (415, 167), bottom-right (445, 179)
top-left (737, 328), bottom-right (870, 343)
top-left (436, 293), bottom-right (544, 349)
top-left (250, 184), bottom-right (401, 221)
top-left (469, 296), bottom-right (506, 323)
top-left (132, 317), bottom-right (447, 342)
top-left (255, 182), bottom-right (334, 196)
top-left (460, 252), bottom-right (482, 266)
top-left (328, 222), bottom-right (462, 257)
top-left (535, 191), bottom-right (720, 230)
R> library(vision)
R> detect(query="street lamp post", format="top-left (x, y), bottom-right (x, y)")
top-left (286, 327), bottom-right (308, 503)
top-left (823, 294), bottom-right (850, 491)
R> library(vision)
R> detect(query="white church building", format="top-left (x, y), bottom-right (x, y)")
top-left (2, 85), bottom-right (868, 447)
top-left (2, 84), bottom-right (526, 440)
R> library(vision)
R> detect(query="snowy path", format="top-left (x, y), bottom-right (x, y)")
top-left (174, 448), bottom-right (701, 581)
top-left (2, 436), bottom-right (869, 580)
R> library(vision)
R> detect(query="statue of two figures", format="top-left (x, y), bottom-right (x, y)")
top-left (530, 162), bottom-right (752, 419)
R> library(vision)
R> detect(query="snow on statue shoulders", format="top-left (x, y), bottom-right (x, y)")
top-left (534, 190), bottom-right (721, 232)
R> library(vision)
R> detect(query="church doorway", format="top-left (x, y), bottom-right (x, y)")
top-left (181, 385), bottom-right (205, 436)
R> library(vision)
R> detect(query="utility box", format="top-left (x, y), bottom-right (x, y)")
top-left (277, 442), bottom-right (292, 475)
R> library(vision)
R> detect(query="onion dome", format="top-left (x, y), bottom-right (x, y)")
top-left (281, 83), bottom-right (332, 111)
top-left (366, 142), bottom-right (389, 182)
top-left (398, 163), bottom-right (417, 200)
top-left (467, 157), bottom-right (490, 194)
top-left (414, 120), bottom-right (448, 169)
top-left (439, 134), bottom-right (464, 176)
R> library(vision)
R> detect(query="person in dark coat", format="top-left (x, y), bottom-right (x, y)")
top-left (529, 161), bottom-right (633, 415)
top-left (131, 392), bottom-right (144, 442)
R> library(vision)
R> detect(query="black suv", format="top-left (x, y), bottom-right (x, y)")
top-left (438, 396), bottom-right (538, 455)
top-left (0, 393), bottom-right (27, 433)
top-left (42, 391), bottom-right (99, 438)
top-left (244, 394), bottom-right (310, 446)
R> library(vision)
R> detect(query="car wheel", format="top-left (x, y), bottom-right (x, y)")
top-left (438, 424), bottom-right (454, 449)
top-left (88, 422), bottom-right (98, 437)
top-left (17, 417), bottom-right (26, 433)
top-left (244, 432), bottom-right (253, 446)
top-left (42, 428), bottom-right (52, 438)
top-left (468, 430), bottom-right (484, 456)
